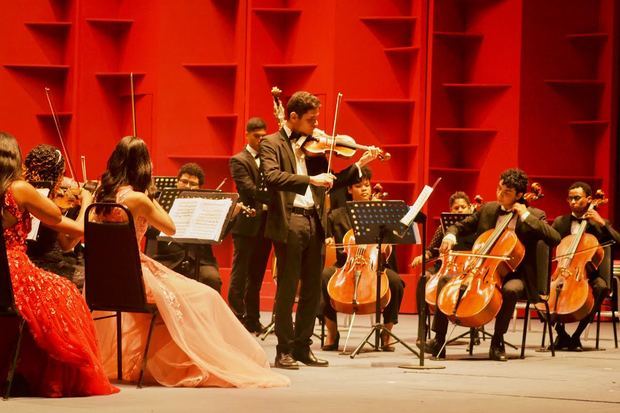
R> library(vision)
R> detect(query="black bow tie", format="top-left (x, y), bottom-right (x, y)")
top-left (288, 131), bottom-right (301, 142)
top-left (571, 215), bottom-right (586, 222)
top-left (254, 153), bottom-right (259, 159)
top-left (498, 209), bottom-right (513, 216)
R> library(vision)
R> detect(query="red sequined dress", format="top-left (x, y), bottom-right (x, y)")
top-left (1, 186), bottom-right (118, 397)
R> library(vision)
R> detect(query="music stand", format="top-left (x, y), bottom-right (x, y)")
top-left (157, 190), bottom-right (237, 281)
top-left (154, 176), bottom-right (178, 191)
top-left (345, 200), bottom-right (421, 359)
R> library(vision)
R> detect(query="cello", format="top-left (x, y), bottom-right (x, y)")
top-left (545, 190), bottom-right (608, 323)
top-left (425, 195), bottom-right (483, 312)
top-left (326, 185), bottom-right (391, 315)
top-left (436, 184), bottom-right (543, 327)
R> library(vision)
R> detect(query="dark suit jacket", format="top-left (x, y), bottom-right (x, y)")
top-left (259, 128), bottom-right (359, 243)
top-left (552, 214), bottom-right (620, 245)
top-left (552, 214), bottom-right (620, 284)
top-left (446, 201), bottom-right (561, 299)
top-left (229, 148), bottom-right (267, 237)
top-left (327, 206), bottom-right (398, 271)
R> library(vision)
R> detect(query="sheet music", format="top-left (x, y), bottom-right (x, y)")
top-left (399, 184), bottom-right (434, 227)
top-left (187, 199), bottom-right (231, 240)
top-left (27, 188), bottom-right (51, 241)
top-left (163, 197), bottom-right (232, 242)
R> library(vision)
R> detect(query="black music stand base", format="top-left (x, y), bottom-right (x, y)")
top-left (349, 322), bottom-right (419, 358)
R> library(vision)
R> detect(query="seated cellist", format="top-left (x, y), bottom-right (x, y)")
top-left (551, 182), bottom-right (620, 351)
top-left (410, 191), bottom-right (475, 269)
top-left (320, 167), bottom-right (405, 351)
top-left (428, 168), bottom-right (560, 361)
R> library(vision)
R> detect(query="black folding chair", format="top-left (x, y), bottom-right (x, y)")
top-left (589, 246), bottom-right (618, 349)
top-left (84, 203), bottom-right (158, 388)
top-left (520, 240), bottom-right (555, 358)
top-left (0, 228), bottom-right (26, 400)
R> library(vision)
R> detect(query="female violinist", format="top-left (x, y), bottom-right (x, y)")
top-left (0, 132), bottom-right (116, 397)
top-left (320, 167), bottom-right (405, 351)
top-left (24, 144), bottom-right (93, 288)
top-left (550, 182), bottom-right (620, 351)
top-left (429, 168), bottom-right (560, 361)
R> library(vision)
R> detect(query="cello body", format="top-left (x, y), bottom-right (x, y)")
top-left (437, 225), bottom-right (525, 328)
top-left (546, 232), bottom-right (602, 323)
top-left (327, 229), bottom-right (391, 315)
top-left (425, 253), bottom-right (470, 313)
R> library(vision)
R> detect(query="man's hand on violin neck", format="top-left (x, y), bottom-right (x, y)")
top-left (357, 147), bottom-right (381, 167)
top-left (310, 173), bottom-right (336, 188)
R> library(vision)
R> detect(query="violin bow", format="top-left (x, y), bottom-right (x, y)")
top-left (80, 155), bottom-right (88, 182)
top-left (325, 92), bottom-right (343, 177)
top-left (44, 87), bottom-right (76, 182)
top-left (552, 240), bottom-right (615, 262)
top-left (130, 72), bottom-right (138, 137)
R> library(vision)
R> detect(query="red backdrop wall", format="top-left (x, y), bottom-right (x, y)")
top-left (1, 0), bottom-right (618, 313)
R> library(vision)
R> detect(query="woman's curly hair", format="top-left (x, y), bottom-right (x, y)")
top-left (24, 144), bottom-right (65, 185)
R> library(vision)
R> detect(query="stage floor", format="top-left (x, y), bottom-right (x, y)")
top-left (5, 313), bottom-right (620, 413)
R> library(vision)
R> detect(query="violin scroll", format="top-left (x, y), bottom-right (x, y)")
top-left (271, 86), bottom-right (286, 129)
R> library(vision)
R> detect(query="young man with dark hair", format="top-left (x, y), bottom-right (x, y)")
top-left (260, 91), bottom-right (380, 369)
top-left (177, 162), bottom-right (205, 189)
top-left (149, 162), bottom-right (222, 292)
top-left (551, 181), bottom-right (620, 350)
top-left (229, 117), bottom-right (270, 334)
top-left (428, 168), bottom-right (561, 361)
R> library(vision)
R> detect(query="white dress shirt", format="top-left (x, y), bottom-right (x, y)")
top-left (282, 124), bottom-right (315, 209)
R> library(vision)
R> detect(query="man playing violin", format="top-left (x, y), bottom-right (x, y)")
top-left (260, 91), bottom-right (381, 369)
top-left (551, 182), bottom-right (620, 351)
top-left (321, 167), bottom-right (405, 351)
top-left (433, 168), bottom-right (561, 361)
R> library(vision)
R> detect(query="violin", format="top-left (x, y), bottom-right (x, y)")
top-left (544, 190), bottom-right (608, 322)
top-left (326, 187), bottom-right (391, 315)
top-left (436, 184), bottom-right (543, 327)
top-left (302, 128), bottom-right (391, 161)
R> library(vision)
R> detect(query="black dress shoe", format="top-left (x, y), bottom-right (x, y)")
top-left (274, 352), bottom-right (299, 370)
top-left (550, 330), bottom-right (571, 351)
top-left (568, 336), bottom-right (583, 352)
top-left (489, 340), bottom-right (507, 362)
top-left (418, 338), bottom-right (446, 359)
top-left (321, 332), bottom-right (340, 351)
top-left (245, 322), bottom-right (267, 336)
top-left (292, 348), bottom-right (329, 367)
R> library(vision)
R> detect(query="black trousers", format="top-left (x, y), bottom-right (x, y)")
top-left (321, 266), bottom-right (404, 325)
top-left (273, 213), bottom-right (324, 354)
top-left (228, 214), bottom-right (271, 327)
top-left (431, 273), bottom-right (525, 338)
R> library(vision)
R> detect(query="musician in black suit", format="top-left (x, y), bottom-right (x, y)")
top-left (228, 117), bottom-right (270, 334)
top-left (551, 181), bottom-right (620, 351)
top-left (149, 163), bottom-right (222, 292)
top-left (320, 167), bottom-right (404, 351)
top-left (260, 91), bottom-right (381, 369)
top-left (431, 168), bottom-right (561, 361)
